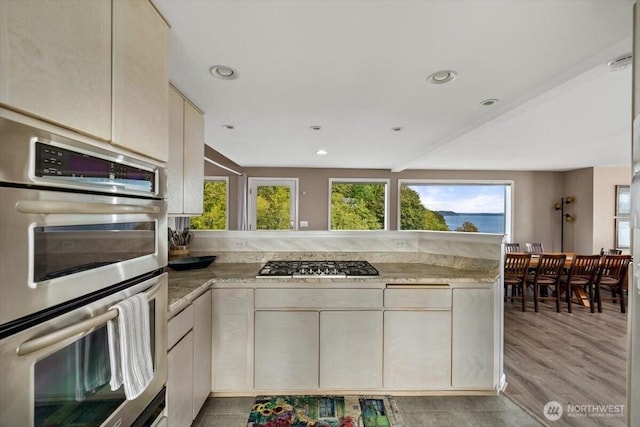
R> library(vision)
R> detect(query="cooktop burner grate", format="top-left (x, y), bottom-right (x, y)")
top-left (257, 260), bottom-right (379, 278)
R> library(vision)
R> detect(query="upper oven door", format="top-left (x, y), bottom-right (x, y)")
top-left (0, 186), bottom-right (167, 326)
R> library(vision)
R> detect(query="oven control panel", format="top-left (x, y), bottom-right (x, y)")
top-left (34, 141), bottom-right (156, 195)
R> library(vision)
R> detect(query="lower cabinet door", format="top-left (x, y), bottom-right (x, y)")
top-left (192, 290), bottom-right (212, 418)
top-left (167, 331), bottom-right (194, 427)
top-left (451, 288), bottom-right (494, 388)
top-left (383, 310), bottom-right (451, 389)
top-left (254, 311), bottom-right (319, 390)
top-left (320, 311), bottom-right (383, 389)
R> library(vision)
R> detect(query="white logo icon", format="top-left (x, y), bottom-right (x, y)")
top-left (544, 401), bottom-right (563, 421)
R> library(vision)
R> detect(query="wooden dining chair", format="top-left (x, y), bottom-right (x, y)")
top-left (526, 253), bottom-right (566, 312)
top-left (504, 253), bottom-right (532, 311)
top-left (600, 248), bottom-right (622, 256)
top-left (504, 243), bottom-right (521, 253)
top-left (525, 242), bottom-right (544, 254)
top-left (560, 254), bottom-right (601, 313)
top-left (593, 255), bottom-right (632, 313)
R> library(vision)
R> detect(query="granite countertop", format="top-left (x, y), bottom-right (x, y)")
top-left (166, 261), bottom-right (498, 315)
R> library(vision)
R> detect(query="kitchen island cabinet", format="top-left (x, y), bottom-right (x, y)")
top-left (167, 260), bottom-right (502, 395)
top-left (255, 311), bottom-right (319, 390)
top-left (383, 286), bottom-right (452, 389)
top-left (320, 311), bottom-right (383, 389)
top-left (451, 287), bottom-right (495, 389)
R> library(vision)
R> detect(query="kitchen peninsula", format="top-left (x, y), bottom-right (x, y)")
top-left (166, 230), bottom-right (504, 401)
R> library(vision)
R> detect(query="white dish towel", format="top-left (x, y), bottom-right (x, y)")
top-left (107, 293), bottom-right (153, 400)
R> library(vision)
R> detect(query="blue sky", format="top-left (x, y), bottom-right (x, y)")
top-left (408, 184), bottom-right (506, 214)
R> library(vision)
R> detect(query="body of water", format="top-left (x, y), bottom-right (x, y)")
top-left (441, 213), bottom-right (505, 234)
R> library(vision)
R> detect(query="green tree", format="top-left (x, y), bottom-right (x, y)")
top-left (190, 181), bottom-right (227, 230)
top-left (256, 186), bottom-right (291, 229)
top-left (455, 221), bottom-right (479, 232)
top-left (331, 183), bottom-right (385, 230)
top-left (400, 185), bottom-right (449, 231)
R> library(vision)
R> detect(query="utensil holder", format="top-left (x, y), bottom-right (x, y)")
top-left (169, 245), bottom-right (190, 257)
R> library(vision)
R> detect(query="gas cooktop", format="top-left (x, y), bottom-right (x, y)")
top-left (257, 260), bottom-right (379, 278)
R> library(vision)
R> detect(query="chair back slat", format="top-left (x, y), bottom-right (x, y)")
top-left (504, 253), bottom-right (531, 278)
top-left (505, 243), bottom-right (521, 253)
top-left (525, 242), bottom-right (544, 254)
top-left (567, 255), bottom-right (601, 281)
top-left (597, 255), bottom-right (632, 280)
top-left (533, 254), bottom-right (566, 279)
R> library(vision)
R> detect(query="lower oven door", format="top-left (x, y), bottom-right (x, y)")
top-left (0, 185), bottom-right (167, 326)
top-left (0, 273), bottom-right (168, 427)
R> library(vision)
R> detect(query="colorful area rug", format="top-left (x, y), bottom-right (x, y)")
top-left (247, 395), bottom-right (405, 427)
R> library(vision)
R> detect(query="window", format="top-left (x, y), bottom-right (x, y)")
top-left (190, 177), bottom-right (228, 230)
top-left (248, 178), bottom-right (298, 230)
top-left (329, 179), bottom-right (389, 230)
top-left (398, 180), bottom-right (512, 236)
top-left (615, 185), bottom-right (630, 249)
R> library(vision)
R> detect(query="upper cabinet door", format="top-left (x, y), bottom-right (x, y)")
top-left (167, 87), bottom-right (185, 214)
top-left (0, 0), bottom-right (112, 140)
top-left (112, 0), bottom-right (169, 162)
top-left (182, 100), bottom-right (204, 215)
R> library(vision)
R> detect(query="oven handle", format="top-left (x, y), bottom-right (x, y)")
top-left (15, 200), bottom-right (160, 215)
top-left (16, 281), bottom-right (163, 357)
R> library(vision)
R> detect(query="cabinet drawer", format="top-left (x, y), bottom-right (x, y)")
top-left (384, 288), bottom-right (451, 309)
top-left (255, 289), bottom-right (383, 309)
top-left (168, 304), bottom-right (194, 350)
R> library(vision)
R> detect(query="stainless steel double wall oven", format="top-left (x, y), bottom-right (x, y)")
top-left (0, 118), bottom-right (169, 427)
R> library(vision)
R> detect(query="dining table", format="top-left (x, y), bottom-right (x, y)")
top-left (519, 252), bottom-right (591, 307)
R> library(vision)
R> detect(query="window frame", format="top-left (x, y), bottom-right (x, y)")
top-left (247, 177), bottom-right (299, 231)
top-left (615, 185), bottom-right (630, 249)
top-left (396, 179), bottom-right (513, 238)
top-left (328, 177), bottom-right (390, 231)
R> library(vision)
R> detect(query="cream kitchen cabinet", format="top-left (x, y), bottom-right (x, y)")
top-left (166, 290), bottom-right (212, 426)
top-left (0, 0), bottom-right (169, 162)
top-left (319, 311), bottom-right (383, 389)
top-left (167, 86), bottom-right (204, 215)
top-left (255, 310), bottom-right (319, 390)
top-left (211, 288), bottom-right (254, 392)
top-left (192, 289), bottom-right (213, 419)
top-left (112, 0), bottom-right (169, 162)
top-left (253, 287), bottom-right (384, 392)
top-left (383, 287), bottom-right (452, 389)
top-left (451, 287), bottom-right (495, 389)
top-left (0, 0), bottom-right (112, 140)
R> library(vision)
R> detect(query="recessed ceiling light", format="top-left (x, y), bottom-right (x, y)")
top-left (209, 65), bottom-right (238, 80)
top-left (316, 149), bottom-right (328, 155)
top-left (310, 125), bottom-right (322, 131)
top-left (427, 70), bottom-right (457, 84)
top-left (222, 124), bottom-right (234, 130)
top-left (608, 53), bottom-right (632, 71)
top-left (391, 127), bottom-right (403, 132)
top-left (479, 98), bottom-right (499, 107)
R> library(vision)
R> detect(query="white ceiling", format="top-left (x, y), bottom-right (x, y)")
top-left (153, 0), bottom-right (634, 172)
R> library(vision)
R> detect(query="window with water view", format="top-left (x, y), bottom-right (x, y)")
top-left (399, 182), bottom-right (510, 233)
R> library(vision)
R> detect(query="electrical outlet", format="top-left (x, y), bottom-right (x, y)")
top-left (300, 220), bottom-right (309, 228)
top-left (393, 239), bottom-right (406, 248)
top-left (233, 240), bottom-right (246, 248)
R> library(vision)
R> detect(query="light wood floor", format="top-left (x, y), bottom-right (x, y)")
top-left (503, 295), bottom-right (627, 426)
